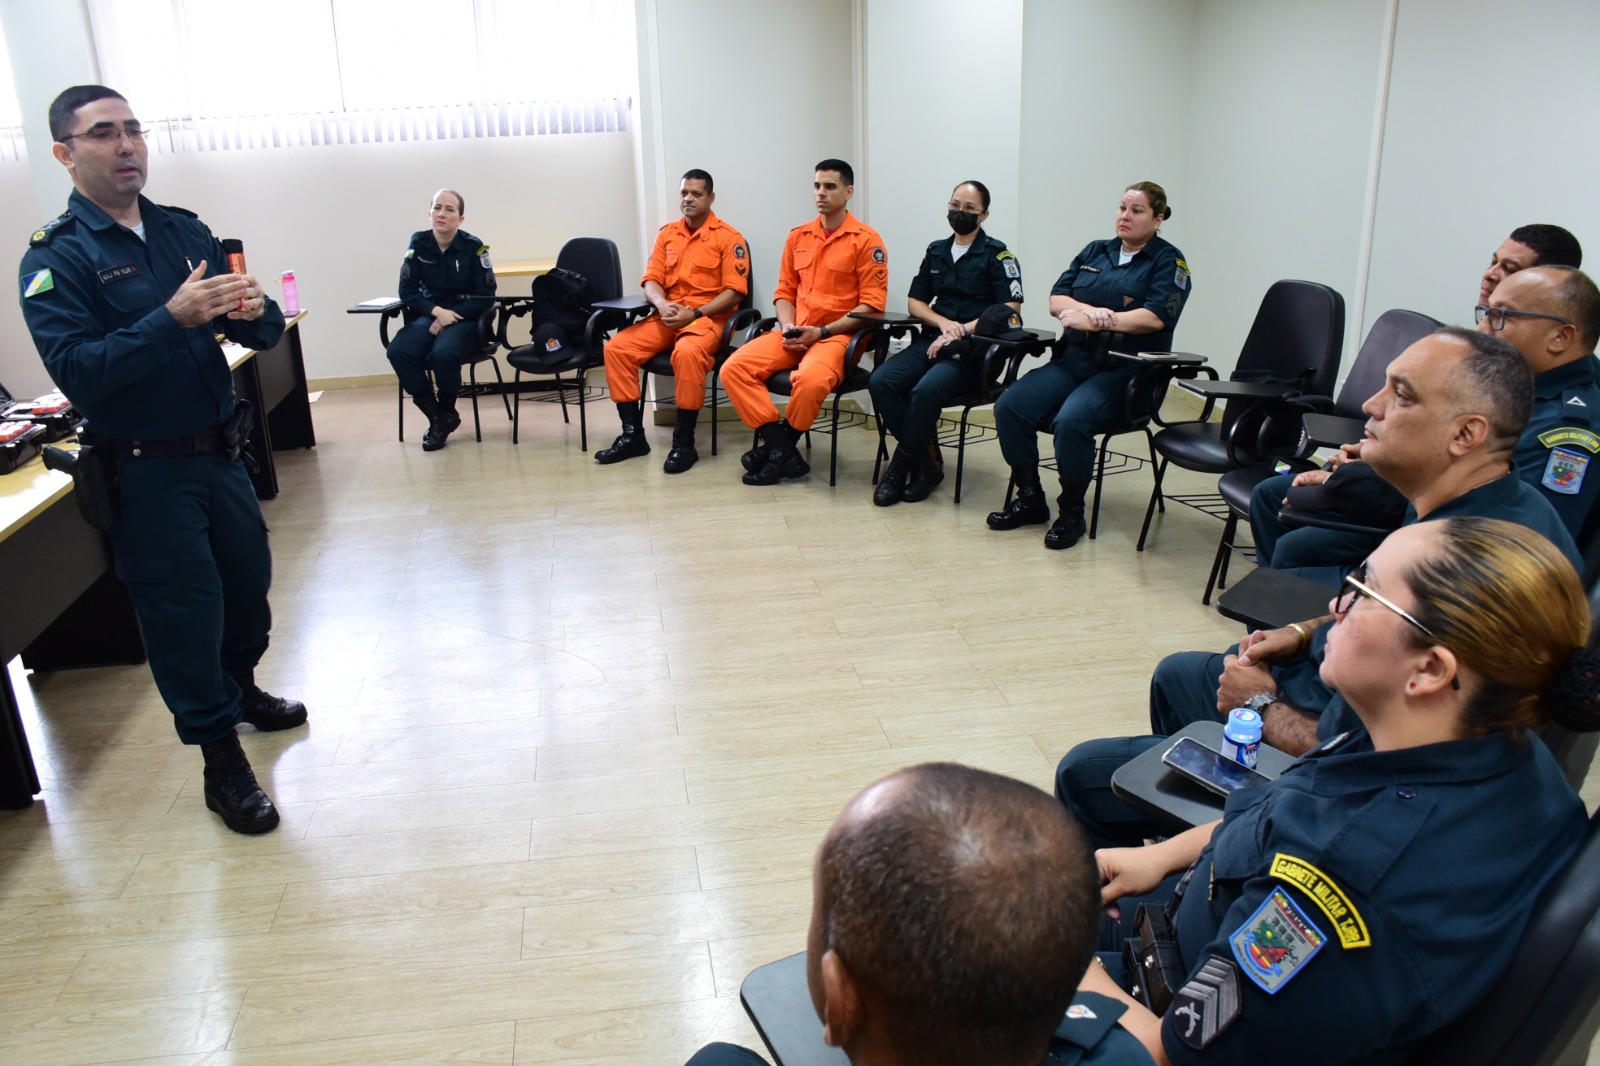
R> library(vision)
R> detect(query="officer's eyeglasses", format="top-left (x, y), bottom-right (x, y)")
top-left (1334, 564), bottom-right (1435, 638)
top-left (1474, 305), bottom-right (1571, 331)
top-left (947, 200), bottom-right (984, 214)
top-left (61, 123), bottom-right (146, 146)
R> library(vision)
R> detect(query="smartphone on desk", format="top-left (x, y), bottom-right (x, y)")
top-left (1161, 736), bottom-right (1270, 797)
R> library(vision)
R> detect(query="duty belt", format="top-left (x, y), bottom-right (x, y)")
top-left (113, 425), bottom-right (228, 458)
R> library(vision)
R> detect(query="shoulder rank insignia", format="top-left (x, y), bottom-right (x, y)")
top-left (1174, 258), bottom-right (1191, 290)
top-left (21, 268), bottom-right (54, 298)
top-left (1170, 957), bottom-right (1241, 1050)
top-left (1009, 279), bottom-right (1023, 301)
top-left (1269, 853), bottom-right (1370, 948)
top-left (1543, 447), bottom-right (1589, 495)
top-left (1537, 426), bottom-right (1600, 453)
top-left (1230, 887), bottom-right (1327, 993)
top-left (29, 212), bottom-right (73, 246)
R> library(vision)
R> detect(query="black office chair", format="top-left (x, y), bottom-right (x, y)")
top-left (496, 237), bottom-right (625, 450)
top-left (633, 262), bottom-right (761, 457)
top-left (383, 302), bottom-right (508, 443)
top-left (1135, 280), bottom-right (1345, 594)
top-left (740, 314), bottom-right (917, 486)
top-left (1203, 308), bottom-right (1441, 603)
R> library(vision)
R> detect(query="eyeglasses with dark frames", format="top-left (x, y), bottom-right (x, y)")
top-left (61, 123), bottom-right (146, 146)
top-left (1474, 304), bottom-right (1572, 332)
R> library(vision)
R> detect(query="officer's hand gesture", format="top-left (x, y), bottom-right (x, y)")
top-left (1096, 846), bottom-right (1174, 920)
top-left (1217, 654), bottom-right (1276, 716)
top-left (166, 261), bottom-right (254, 328)
top-left (658, 302), bottom-right (694, 329)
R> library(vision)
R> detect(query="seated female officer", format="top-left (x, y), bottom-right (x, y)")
top-left (987, 181), bottom-right (1190, 549)
top-left (867, 179), bottom-right (1023, 506)
top-left (385, 188), bottom-right (496, 452)
top-left (1076, 516), bottom-right (1600, 1065)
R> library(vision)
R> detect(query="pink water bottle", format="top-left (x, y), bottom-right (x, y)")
top-left (279, 271), bottom-right (300, 314)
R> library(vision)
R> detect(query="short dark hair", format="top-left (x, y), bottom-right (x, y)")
top-left (1437, 326), bottom-right (1533, 452)
top-left (1509, 224), bottom-right (1582, 269)
top-left (48, 84), bottom-right (127, 142)
top-left (817, 763), bottom-right (1101, 1066)
top-left (953, 180), bottom-right (991, 211)
top-left (815, 158), bottom-right (854, 186)
top-left (681, 168), bottom-right (713, 193)
top-left (1546, 266), bottom-right (1600, 352)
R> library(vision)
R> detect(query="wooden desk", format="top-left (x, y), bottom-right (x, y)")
top-left (0, 458), bottom-right (145, 808)
top-left (495, 257), bottom-right (556, 279)
top-left (225, 312), bottom-right (316, 499)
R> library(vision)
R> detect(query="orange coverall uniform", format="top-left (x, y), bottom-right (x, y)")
top-left (721, 212), bottom-right (888, 432)
top-left (602, 212), bottom-right (749, 409)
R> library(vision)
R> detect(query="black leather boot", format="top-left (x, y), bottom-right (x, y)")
top-left (1043, 481), bottom-right (1089, 549)
top-left (437, 391), bottom-right (462, 436)
top-left (414, 393), bottom-right (448, 452)
top-left (201, 733), bottom-right (279, 834)
top-left (900, 448), bottom-right (945, 504)
top-left (874, 443), bottom-right (916, 506)
top-left (595, 401), bottom-right (651, 464)
top-left (744, 420), bottom-right (810, 485)
top-left (986, 465), bottom-right (1050, 530)
top-left (663, 408), bottom-right (700, 474)
top-left (229, 671), bottom-right (308, 732)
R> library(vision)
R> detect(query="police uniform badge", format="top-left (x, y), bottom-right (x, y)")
top-left (1543, 447), bottom-right (1590, 495)
top-left (872, 246), bottom-right (886, 263)
top-left (734, 244), bottom-right (747, 260)
top-left (1174, 258), bottom-right (1191, 290)
top-left (404, 248), bottom-right (415, 259)
top-left (1230, 888), bottom-right (1327, 994)
top-left (999, 252), bottom-right (1020, 279)
top-left (21, 268), bottom-right (54, 298)
top-left (478, 244), bottom-right (493, 270)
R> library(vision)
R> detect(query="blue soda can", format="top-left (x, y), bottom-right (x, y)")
top-left (1220, 708), bottom-right (1263, 768)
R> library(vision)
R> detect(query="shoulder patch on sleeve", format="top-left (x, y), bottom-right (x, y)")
top-left (21, 268), bottom-right (55, 298)
top-left (1543, 447), bottom-right (1590, 494)
top-left (477, 244), bottom-right (493, 269)
top-left (1230, 887), bottom-right (1327, 993)
top-left (1174, 258), bottom-right (1190, 290)
top-left (1169, 957), bottom-right (1242, 1051)
top-left (734, 243), bottom-right (747, 260)
top-left (404, 248), bottom-right (415, 260)
top-left (29, 212), bottom-right (73, 246)
top-left (1000, 253), bottom-right (1021, 279)
top-left (1538, 426), bottom-right (1600, 453)
top-left (1269, 853), bottom-right (1370, 948)
top-left (872, 246), bottom-right (886, 263)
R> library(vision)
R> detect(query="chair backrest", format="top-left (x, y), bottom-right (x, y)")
top-left (1232, 279), bottom-right (1346, 394)
top-left (1333, 309), bottom-right (1443, 418)
top-left (552, 236), bottom-right (623, 303)
top-left (1409, 806), bottom-right (1600, 1066)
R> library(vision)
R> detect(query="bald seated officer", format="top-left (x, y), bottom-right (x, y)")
top-left (686, 762), bottom-right (1154, 1066)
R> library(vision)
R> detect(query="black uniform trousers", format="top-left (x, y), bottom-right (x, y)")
top-left (868, 334), bottom-right (981, 450)
top-left (386, 315), bottom-right (482, 400)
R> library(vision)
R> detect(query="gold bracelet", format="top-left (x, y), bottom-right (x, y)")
top-left (1286, 621), bottom-right (1312, 655)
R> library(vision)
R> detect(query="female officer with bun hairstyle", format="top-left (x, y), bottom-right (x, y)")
top-left (987, 181), bottom-right (1190, 549)
top-left (868, 179), bottom-right (1023, 506)
top-left (1078, 516), bottom-right (1600, 1065)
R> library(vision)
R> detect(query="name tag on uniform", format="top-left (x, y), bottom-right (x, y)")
top-left (97, 264), bottom-right (141, 285)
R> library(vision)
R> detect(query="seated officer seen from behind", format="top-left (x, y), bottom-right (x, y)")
top-left (987, 181), bottom-right (1191, 550)
top-left (868, 179), bottom-right (1023, 506)
top-left (686, 762), bottom-right (1155, 1066)
top-left (385, 187), bottom-right (496, 452)
top-left (594, 168), bottom-right (749, 473)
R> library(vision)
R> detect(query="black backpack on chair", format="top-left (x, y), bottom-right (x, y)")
top-left (528, 267), bottom-right (595, 350)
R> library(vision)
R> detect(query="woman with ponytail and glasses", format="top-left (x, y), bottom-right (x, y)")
top-left (1079, 516), bottom-right (1599, 1065)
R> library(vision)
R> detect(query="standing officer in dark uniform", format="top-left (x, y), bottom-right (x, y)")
top-left (386, 188), bottom-right (496, 451)
top-left (988, 182), bottom-right (1190, 550)
top-left (868, 180), bottom-right (1023, 506)
top-left (18, 85), bottom-right (303, 835)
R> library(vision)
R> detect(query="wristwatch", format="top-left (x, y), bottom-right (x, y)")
top-left (1244, 692), bottom-right (1277, 715)
top-left (817, 324), bottom-right (832, 339)
top-left (691, 307), bottom-right (703, 319)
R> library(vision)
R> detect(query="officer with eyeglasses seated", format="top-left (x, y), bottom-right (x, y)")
top-left (18, 85), bottom-right (302, 835)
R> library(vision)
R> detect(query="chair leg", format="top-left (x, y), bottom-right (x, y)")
top-left (468, 363), bottom-right (483, 442)
top-left (512, 370), bottom-right (522, 444)
top-left (1146, 430), bottom-right (1164, 514)
top-left (1136, 457), bottom-right (1169, 551)
top-left (578, 368), bottom-right (590, 451)
top-left (1202, 513), bottom-right (1238, 606)
top-left (490, 358), bottom-right (510, 421)
top-left (872, 418), bottom-right (888, 485)
top-left (828, 396), bottom-right (841, 487)
top-left (1089, 433), bottom-right (1112, 540)
top-left (397, 380), bottom-right (405, 442)
top-left (710, 379), bottom-right (720, 456)
top-left (954, 406), bottom-right (975, 505)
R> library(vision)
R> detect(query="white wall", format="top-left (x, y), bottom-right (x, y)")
top-left (1364, 0), bottom-right (1600, 339)
top-left (639, 0), bottom-right (857, 316)
top-left (862, 0), bottom-right (1024, 310)
top-left (1179, 0), bottom-right (1388, 374)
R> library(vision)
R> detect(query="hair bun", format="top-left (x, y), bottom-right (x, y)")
top-left (1162, 207), bottom-right (1173, 221)
top-left (1547, 647), bottom-right (1600, 732)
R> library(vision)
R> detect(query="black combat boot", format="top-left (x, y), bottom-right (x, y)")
top-left (229, 671), bottom-right (308, 732)
top-left (873, 443), bottom-right (916, 506)
top-left (744, 420), bottom-right (810, 485)
top-left (414, 393), bottom-right (448, 452)
top-left (436, 391), bottom-right (462, 436)
top-left (663, 408), bottom-right (700, 474)
top-left (986, 465), bottom-right (1050, 530)
top-left (1043, 480), bottom-right (1090, 549)
top-left (900, 447), bottom-right (945, 504)
top-left (201, 733), bottom-right (280, 835)
top-left (595, 401), bottom-right (652, 464)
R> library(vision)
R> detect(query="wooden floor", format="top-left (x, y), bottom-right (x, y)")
top-left (0, 385), bottom-right (1589, 1064)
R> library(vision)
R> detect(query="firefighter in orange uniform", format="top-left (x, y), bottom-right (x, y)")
top-left (720, 158), bottom-right (889, 485)
top-left (596, 168), bottom-right (749, 473)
